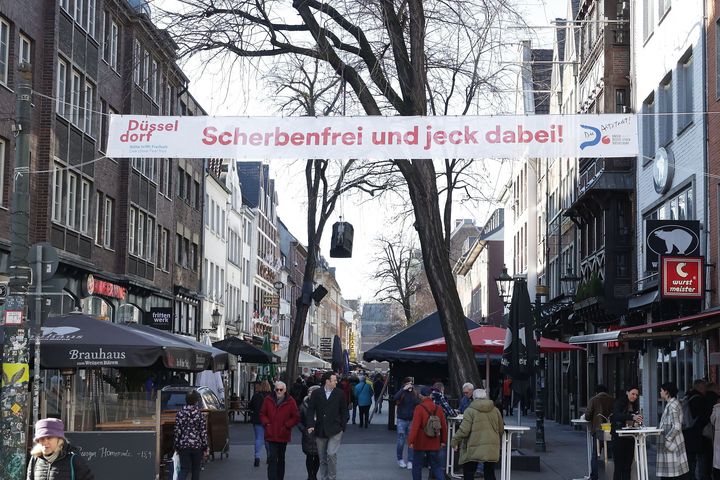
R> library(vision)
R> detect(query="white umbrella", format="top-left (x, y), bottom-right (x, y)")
top-left (275, 348), bottom-right (330, 369)
top-left (196, 333), bottom-right (225, 401)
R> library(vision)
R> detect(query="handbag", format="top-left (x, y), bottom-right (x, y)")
top-left (172, 451), bottom-right (181, 480)
top-left (703, 422), bottom-right (714, 441)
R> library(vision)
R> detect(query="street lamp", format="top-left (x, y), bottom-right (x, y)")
top-left (210, 308), bottom-right (221, 330)
top-left (495, 265), bottom-right (514, 305)
top-left (560, 267), bottom-right (582, 297)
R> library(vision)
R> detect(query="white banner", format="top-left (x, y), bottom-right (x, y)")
top-left (106, 114), bottom-right (638, 159)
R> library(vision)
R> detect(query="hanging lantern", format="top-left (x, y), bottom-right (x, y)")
top-left (329, 221), bottom-right (354, 258)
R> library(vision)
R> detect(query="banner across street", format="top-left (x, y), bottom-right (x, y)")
top-left (106, 114), bottom-right (638, 159)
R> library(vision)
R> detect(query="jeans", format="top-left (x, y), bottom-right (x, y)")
top-left (253, 424), bottom-right (268, 459)
top-left (306, 454), bottom-right (320, 480)
top-left (316, 432), bottom-right (343, 480)
top-left (374, 397), bottom-right (383, 413)
top-left (462, 461), bottom-right (496, 480)
top-left (177, 448), bottom-right (203, 480)
top-left (358, 405), bottom-right (370, 427)
top-left (397, 418), bottom-right (414, 462)
top-left (412, 450), bottom-right (445, 480)
top-left (268, 441), bottom-right (287, 480)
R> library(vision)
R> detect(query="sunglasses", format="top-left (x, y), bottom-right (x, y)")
top-left (275, 388), bottom-right (285, 392)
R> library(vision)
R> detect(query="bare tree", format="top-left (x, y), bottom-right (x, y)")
top-left (372, 232), bottom-right (423, 325)
top-left (160, 0), bottom-right (527, 389)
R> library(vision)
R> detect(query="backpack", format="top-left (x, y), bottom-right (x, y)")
top-left (682, 393), bottom-right (700, 430)
top-left (421, 404), bottom-right (442, 438)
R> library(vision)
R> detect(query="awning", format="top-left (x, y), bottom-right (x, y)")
top-left (628, 291), bottom-right (658, 310)
top-left (569, 307), bottom-right (720, 344)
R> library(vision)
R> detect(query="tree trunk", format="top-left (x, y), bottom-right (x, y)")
top-left (285, 250), bottom-right (317, 383)
top-left (396, 160), bottom-right (481, 393)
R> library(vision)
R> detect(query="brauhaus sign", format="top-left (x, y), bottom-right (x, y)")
top-left (106, 114), bottom-right (638, 159)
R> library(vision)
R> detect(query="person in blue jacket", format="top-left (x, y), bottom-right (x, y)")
top-left (354, 375), bottom-right (374, 428)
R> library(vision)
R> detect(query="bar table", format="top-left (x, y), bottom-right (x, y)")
top-left (615, 427), bottom-right (662, 480)
top-left (571, 418), bottom-right (592, 480)
top-left (500, 425), bottom-right (530, 480)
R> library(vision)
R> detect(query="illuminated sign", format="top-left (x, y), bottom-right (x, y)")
top-left (660, 256), bottom-right (704, 299)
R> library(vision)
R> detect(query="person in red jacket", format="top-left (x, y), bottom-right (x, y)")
top-left (408, 386), bottom-right (448, 480)
top-left (260, 380), bottom-right (300, 480)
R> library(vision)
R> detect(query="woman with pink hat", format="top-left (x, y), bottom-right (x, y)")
top-left (27, 418), bottom-right (94, 479)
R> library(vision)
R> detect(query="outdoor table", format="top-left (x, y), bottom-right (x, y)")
top-left (500, 425), bottom-right (530, 480)
top-left (445, 414), bottom-right (463, 479)
top-left (615, 427), bottom-right (662, 480)
top-left (571, 418), bottom-right (592, 480)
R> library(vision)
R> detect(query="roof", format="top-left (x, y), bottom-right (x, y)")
top-left (237, 162), bottom-right (262, 207)
top-left (531, 48), bottom-right (553, 114)
top-left (363, 311), bottom-right (481, 363)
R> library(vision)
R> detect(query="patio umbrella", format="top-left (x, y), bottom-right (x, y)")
top-left (331, 335), bottom-right (343, 373)
top-left (259, 333), bottom-right (276, 381)
top-left (274, 348), bottom-right (330, 368)
top-left (33, 313), bottom-right (210, 371)
top-left (343, 349), bottom-right (351, 376)
top-left (502, 278), bottom-right (536, 401)
top-left (213, 336), bottom-right (280, 364)
top-left (400, 326), bottom-right (583, 354)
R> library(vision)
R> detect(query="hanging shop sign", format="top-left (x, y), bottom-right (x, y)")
top-left (146, 307), bottom-right (172, 330)
top-left (107, 114), bottom-right (638, 160)
top-left (84, 274), bottom-right (127, 300)
top-left (645, 220), bottom-right (700, 271)
top-left (319, 337), bottom-right (332, 360)
top-left (660, 256), bottom-right (704, 299)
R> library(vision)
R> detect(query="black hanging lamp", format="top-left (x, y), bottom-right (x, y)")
top-left (330, 217), bottom-right (354, 258)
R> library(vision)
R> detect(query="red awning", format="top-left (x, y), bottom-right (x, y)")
top-left (401, 325), bottom-right (583, 354)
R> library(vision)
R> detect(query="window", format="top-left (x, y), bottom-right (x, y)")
top-left (146, 216), bottom-right (155, 262)
top-left (52, 165), bottom-right (63, 222)
top-left (103, 197), bottom-right (113, 248)
top-left (659, 75), bottom-right (673, 146)
top-left (70, 71), bottom-right (81, 126)
top-left (56, 58), bottom-right (68, 117)
top-left (19, 34), bottom-right (31, 65)
top-left (94, 192), bottom-right (101, 244)
top-left (74, 0), bottom-right (84, 25)
top-left (80, 180), bottom-right (90, 233)
top-left (164, 84), bottom-right (172, 114)
top-left (129, 208), bottom-right (136, 254)
top-left (102, 14), bottom-right (119, 70)
top-left (66, 172), bottom-right (77, 229)
top-left (194, 180), bottom-right (200, 208)
top-left (99, 101), bottom-right (116, 153)
top-left (643, 0), bottom-right (655, 41)
top-left (642, 92), bottom-right (656, 162)
top-left (137, 212), bottom-right (145, 259)
top-left (133, 40), bottom-right (141, 85)
top-left (0, 20), bottom-right (7, 85)
top-left (677, 51), bottom-right (693, 131)
top-left (159, 228), bottom-right (168, 270)
top-left (60, 0), bottom-right (69, 11)
top-left (160, 158), bottom-right (171, 196)
top-left (143, 50), bottom-right (150, 92)
top-left (659, 0), bottom-right (670, 19)
top-left (86, 0), bottom-right (96, 36)
top-left (150, 59), bottom-right (158, 101)
top-left (615, 89), bottom-right (627, 113)
top-left (175, 234), bottom-right (182, 265)
top-left (83, 82), bottom-right (94, 134)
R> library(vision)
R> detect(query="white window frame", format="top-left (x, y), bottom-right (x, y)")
top-left (94, 192), bottom-right (101, 244)
top-left (133, 40), bottom-right (141, 85)
top-left (70, 71), bottom-right (81, 126)
top-left (109, 20), bottom-right (118, 70)
top-left (103, 197), bottom-right (113, 248)
top-left (80, 179), bottom-right (90, 233)
top-left (74, 0), bottom-right (84, 25)
top-left (57, 58), bottom-right (67, 117)
top-left (52, 164), bottom-right (63, 222)
top-left (129, 208), bottom-right (136, 254)
top-left (137, 211), bottom-right (145, 258)
top-left (146, 216), bottom-right (154, 262)
top-left (677, 52), bottom-right (693, 132)
top-left (66, 172), bottom-right (77, 229)
top-left (86, 0), bottom-right (96, 36)
top-left (143, 50), bottom-right (150, 92)
top-left (19, 34), bottom-right (31, 65)
top-left (0, 20), bottom-right (8, 86)
top-left (150, 59), bottom-right (158, 101)
top-left (84, 81), bottom-right (94, 134)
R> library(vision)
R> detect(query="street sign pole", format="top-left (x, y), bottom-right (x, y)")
top-left (0, 63), bottom-right (32, 479)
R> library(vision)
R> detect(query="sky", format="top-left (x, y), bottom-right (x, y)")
top-left (166, 0), bottom-right (568, 302)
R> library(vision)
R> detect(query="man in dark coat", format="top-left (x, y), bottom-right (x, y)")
top-left (683, 379), bottom-right (710, 480)
top-left (584, 384), bottom-right (614, 480)
top-left (307, 372), bottom-right (349, 480)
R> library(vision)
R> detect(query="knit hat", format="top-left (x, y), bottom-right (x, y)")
top-left (33, 418), bottom-right (66, 442)
top-left (419, 385), bottom-right (432, 397)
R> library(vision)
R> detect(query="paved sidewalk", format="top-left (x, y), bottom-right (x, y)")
top-left (201, 408), bottom-right (659, 480)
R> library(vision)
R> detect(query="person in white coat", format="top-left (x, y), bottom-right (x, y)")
top-left (656, 382), bottom-right (689, 480)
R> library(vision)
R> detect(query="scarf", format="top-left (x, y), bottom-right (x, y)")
top-left (43, 449), bottom-right (61, 464)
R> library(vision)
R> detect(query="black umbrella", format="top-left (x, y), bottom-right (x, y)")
top-left (34, 313), bottom-right (210, 371)
top-left (331, 335), bottom-right (343, 373)
top-left (501, 278), bottom-right (537, 399)
top-left (213, 336), bottom-right (280, 364)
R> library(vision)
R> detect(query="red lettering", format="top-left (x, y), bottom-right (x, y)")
top-left (202, 126), bottom-right (218, 145)
top-left (219, 131), bottom-right (233, 145)
top-left (449, 130), bottom-right (462, 144)
top-left (433, 130), bottom-right (447, 145)
top-left (291, 132), bottom-right (304, 145)
top-left (249, 132), bottom-right (263, 146)
top-left (275, 128), bottom-right (289, 146)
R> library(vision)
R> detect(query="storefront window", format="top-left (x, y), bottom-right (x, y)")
top-left (117, 303), bottom-right (142, 323)
top-left (80, 295), bottom-right (113, 321)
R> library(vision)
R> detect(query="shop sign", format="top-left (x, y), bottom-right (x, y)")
top-left (146, 307), bottom-right (172, 330)
top-left (85, 274), bottom-right (127, 300)
top-left (645, 220), bottom-right (700, 271)
top-left (263, 293), bottom-right (279, 308)
top-left (660, 256), bottom-right (704, 299)
top-left (319, 337), bottom-right (332, 360)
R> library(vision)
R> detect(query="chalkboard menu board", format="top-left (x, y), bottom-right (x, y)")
top-left (66, 431), bottom-right (157, 479)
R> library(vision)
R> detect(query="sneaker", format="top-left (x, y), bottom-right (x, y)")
top-left (253, 458), bottom-right (260, 467)
top-left (406, 462), bottom-right (413, 470)
top-left (398, 460), bottom-right (407, 468)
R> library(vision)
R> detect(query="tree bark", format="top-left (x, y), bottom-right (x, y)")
top-left (396, 160), bottom-right (481, 392)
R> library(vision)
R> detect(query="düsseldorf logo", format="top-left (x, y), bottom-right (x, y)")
top-left (579, 124), bottom-right (611, 150)
top-left (647, 225), bottom-right (700, 256)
